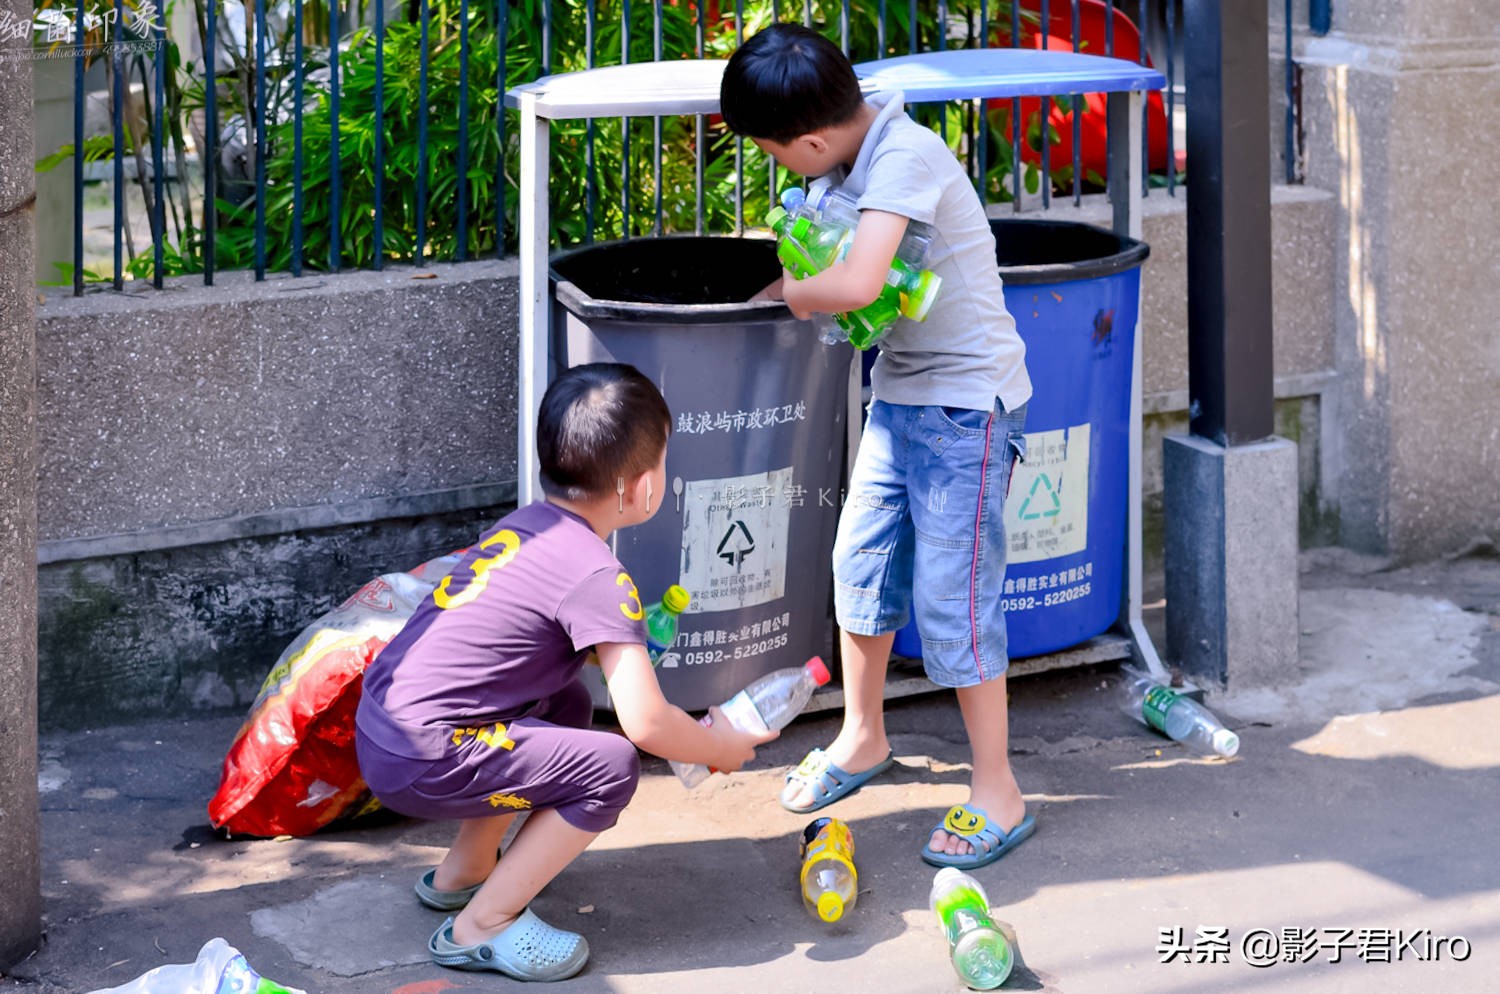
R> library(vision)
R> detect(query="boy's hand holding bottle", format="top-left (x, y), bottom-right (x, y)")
top-left (702, 704), bottom-right (780, 773)
top-left (672, 657), bottom-right (831, 788)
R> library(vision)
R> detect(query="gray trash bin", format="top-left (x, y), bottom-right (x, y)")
top-left (550, 236), bottom-right (849, 711)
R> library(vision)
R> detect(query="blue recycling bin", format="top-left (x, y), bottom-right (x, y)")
top-left (894, 218), bottom-right (1149, 660)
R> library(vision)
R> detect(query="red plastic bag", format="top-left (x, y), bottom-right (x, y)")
top-left (208, 551), bottom-right (462, 837)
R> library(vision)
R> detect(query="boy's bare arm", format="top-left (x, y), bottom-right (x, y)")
top-left (781, 208), bottom-right (910, 319)
top-left (595, 641), bottom-right (777, 770)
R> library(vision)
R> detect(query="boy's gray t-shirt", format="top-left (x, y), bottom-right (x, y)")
top-left (820, 91), bottom-right (1032, 414)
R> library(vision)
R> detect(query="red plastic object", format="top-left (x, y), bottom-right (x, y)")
top-left (990, 0), bottom-right (1172, 181)
top-left (208, 552), bottom-right (462, 838)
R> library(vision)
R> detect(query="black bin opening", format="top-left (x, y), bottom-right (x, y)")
top-left (990, 218), bottom-right (1149, 285)
top-left (551, 236), bottom-right (782, 308)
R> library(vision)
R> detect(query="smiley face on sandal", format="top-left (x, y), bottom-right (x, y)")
top-left (943, 805), bottom-right (987, 837)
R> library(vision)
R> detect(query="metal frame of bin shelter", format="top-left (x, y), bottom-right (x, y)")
top-left (505, 49), bottom-right (1171, 683)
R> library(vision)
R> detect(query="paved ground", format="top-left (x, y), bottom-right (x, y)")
top-left (5, 547), bottom-right (1499, 994)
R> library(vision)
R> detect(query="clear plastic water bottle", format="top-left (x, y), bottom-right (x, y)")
top-left (799, 817), bottom-right (858, 923)
top-left (1118, 670), bottom-right (1240, 757)
top-left (929, 867), bottom-right (1013, 990)
top-left (644, 585), bottom-right (690, 666)
top-left (815, 315), bottom-right (851, 347)
top-left (670, 656), bottom-right (832, 788)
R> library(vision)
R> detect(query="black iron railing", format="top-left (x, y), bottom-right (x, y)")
top-left (31, 0), bottom-right (1230, 294)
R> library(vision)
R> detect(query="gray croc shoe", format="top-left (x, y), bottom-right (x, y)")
top-left (428, 909), bottom-right (589, 982)
top-left (415, 869), bottom-right (482, 911)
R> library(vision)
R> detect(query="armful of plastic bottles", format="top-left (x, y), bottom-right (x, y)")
top-left (766, 204), bottom-right (852, 344)
top-left (768, 189), bottom-right (941, 350)
top-left (767, 205), bottom-right (821, 280)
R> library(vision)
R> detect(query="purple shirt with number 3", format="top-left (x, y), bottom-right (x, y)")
top-left (359, 501), bottom-right (647, 760)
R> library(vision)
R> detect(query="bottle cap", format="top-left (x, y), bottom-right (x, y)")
top-left (780, 186), bottom-right (807, 212)
top-left (804, 656), bottom-right (832, 686)
top-left (816, 891), bottom-right (845, 922)
top-left (1212, 728), bottom-right (1240, 758)
top-left (662, 585), bottom-right (691, 614)
top-left (767, 205), bottom-right (789, 233)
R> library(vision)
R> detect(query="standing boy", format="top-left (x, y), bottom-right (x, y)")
top-left (722, 24), bottom-right (1035, 869)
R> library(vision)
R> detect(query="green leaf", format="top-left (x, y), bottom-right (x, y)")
top-left (36, 146), bottom-right (74, 174)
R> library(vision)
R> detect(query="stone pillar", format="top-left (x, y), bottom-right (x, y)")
top-left (0, 0), bottom-right (43, 969)
top-left (1164, 1), bottom-right (1300, 689)
top-left (1164, 436), bottom-right (1300, 689)
top-left (1297, 2), bottom-right (1500, 559)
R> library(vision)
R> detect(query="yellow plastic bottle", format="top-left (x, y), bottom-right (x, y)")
top-left (799, 817), bottom-right (858, 923)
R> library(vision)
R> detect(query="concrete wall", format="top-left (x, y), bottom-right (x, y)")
top-left (37, 261), bottom-right (519, 542)
top-left (33, 190), bottom-right (1340, 729)
top-left (38, 504), bottom-right (511, 729)
top-left (1, 13), bottom-right (44, 966)
top-left (36, 262), bottom-right (522, 728)
top-left (1296, 2), bottom-right (1500, 560)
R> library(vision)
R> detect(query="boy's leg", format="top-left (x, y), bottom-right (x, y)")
top-left (388, 681), bottom-right (636, 946)
top-left (928, 673), bottom-right (1025, 857)
top-left (429, 680), bottom-right (595, 892)
top-left (430, 713), bottom-right (636, 947)
top-left (780, 628), bottom-right (898, 810)
top-left (451, 809), bottom-right (599, 946)
top-left (907, 402), bottom-right (1029, 858)
top-left (782, 402), bottom-right (912, 810)
top-left (430, 812), bottom-right (518, 893)
top-left (444, 691), bottom-right (633, 945)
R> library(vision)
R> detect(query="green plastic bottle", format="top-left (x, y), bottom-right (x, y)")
top-left (767, 187), bottom-right (942, 350)
top-left (929, 867), bottom-right (1013, 989)
top-left (645, 585), bottom-right (691, 665)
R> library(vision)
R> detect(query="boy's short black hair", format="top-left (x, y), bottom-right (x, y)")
top-left (720, 23), bottom-right (864, 143)
top-left (538, 363), bottom-right (671, 502)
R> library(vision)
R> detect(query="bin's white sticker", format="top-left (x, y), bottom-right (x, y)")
top-left (679, 467), bottom-right (792, 613)
top-left (1006, 424), bottom-right (1089, 564)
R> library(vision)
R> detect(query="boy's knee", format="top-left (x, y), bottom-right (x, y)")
top-left (609, 737), bottom-right (643, 796)
top-left (594, 733), bottom-right (643, 806)
top-left (565, 736), bottom-right (641, 831)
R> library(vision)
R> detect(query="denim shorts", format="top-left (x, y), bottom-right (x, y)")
top-left (833, 399), bottom-right (1027, 687)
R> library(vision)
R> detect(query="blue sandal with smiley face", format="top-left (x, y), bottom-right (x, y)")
top-left (920, 803), bottom-right (1036, 869)
top-left (779, 748), bottom-right (895, 814)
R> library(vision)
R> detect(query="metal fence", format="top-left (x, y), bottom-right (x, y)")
top-left (36, 0), bottom-right (1229, 295)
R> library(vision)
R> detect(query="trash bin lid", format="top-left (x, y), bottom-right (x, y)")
top-left (853, 49), bottom-right (1165, 101)
top-left (506, 50), bottom-right (1163, 120)
top-left (504, 60), bottom-right (730, 118)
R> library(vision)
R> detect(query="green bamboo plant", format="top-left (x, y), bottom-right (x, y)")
top-left (36, 0), bottom-right (1065, 281)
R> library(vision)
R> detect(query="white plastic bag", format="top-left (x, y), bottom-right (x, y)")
top-left (87, 938), bottom-right (306, 994)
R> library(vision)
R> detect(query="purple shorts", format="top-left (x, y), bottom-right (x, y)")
top-left (355, 679), bottom-right (641, 833)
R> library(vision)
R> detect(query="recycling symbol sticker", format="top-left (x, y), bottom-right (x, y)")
top-left (1005, 425), bottom-right (1090, 564)
top-left (717, 520), bottom-right (756, 566)
top-left (679, 467), bottom-right (792, 612)
top-left (1017, 474), bottom-right (1063, 520)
